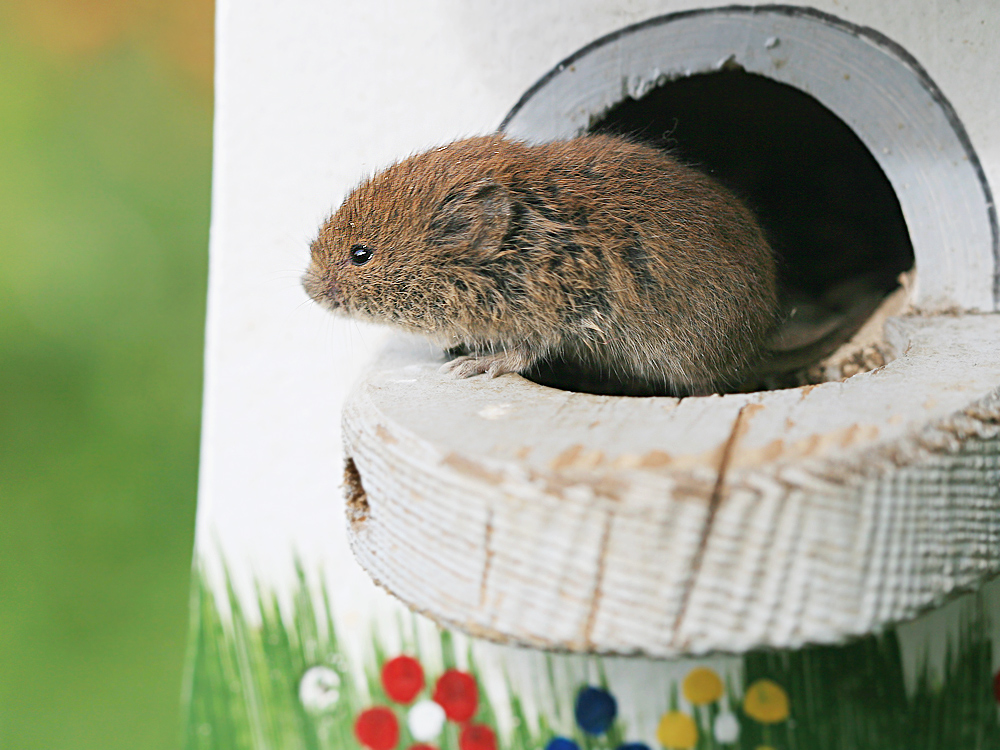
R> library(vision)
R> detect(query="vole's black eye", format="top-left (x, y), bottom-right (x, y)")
top-left (350, 244), bottom-right (375, 265)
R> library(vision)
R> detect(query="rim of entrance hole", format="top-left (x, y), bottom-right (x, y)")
top-left (500, 4), bottom-right (998, 314)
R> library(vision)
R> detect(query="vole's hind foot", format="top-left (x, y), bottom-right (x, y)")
top-left (441, 349), bottom-right (534, 379)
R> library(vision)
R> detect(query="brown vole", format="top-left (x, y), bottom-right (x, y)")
top-left (303, 134), bottom-right (778, 396)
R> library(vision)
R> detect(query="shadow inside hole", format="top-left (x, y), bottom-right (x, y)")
top-left (524, 68), bottom-right (915, 397)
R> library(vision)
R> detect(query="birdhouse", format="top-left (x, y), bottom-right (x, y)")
top-left (187, 2), bottom-right (1000, 748)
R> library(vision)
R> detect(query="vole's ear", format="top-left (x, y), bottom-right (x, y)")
top-left (429, 181), bottom-right (512, 251)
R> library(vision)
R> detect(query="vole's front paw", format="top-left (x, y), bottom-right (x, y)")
top-left (440, 350), bottom-right (532, 379)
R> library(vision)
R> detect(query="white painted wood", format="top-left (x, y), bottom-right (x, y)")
top-left (502, 7), bottom-right (998, 313)
top-left (344, 314), bottom-right (1000, 656)
top-left (195, 0), bottom-right (1000, 668)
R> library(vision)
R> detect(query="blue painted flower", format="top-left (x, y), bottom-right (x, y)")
top-left (545, 738), bottom-right (580, 750)
top-left (574, 686), bottom-right (618, 735)
top-left (616, 744), bottom-right (652, 750)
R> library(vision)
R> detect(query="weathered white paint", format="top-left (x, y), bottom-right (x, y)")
top-left (344, 315), bottom-right (1000, 655)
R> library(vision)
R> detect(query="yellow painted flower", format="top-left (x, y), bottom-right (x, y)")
top-left (742, 679), bottom-right (789, 724)
top-left (682, 667), bottom-right (724, 705)
top-left (656, 710), bottom-right (698, 749)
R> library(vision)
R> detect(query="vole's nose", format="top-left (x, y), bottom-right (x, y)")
top-left (302, 270), bottom-right (342, 309)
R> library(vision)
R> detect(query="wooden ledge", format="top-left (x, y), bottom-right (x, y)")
top-left (341, 315), bottom-right (1000, 656)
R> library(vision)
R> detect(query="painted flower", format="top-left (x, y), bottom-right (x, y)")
top-left (355, 706), bottom-right (400, 750)
top-left (298, 665), bottom-right (341, 711)
top-left (383, 655), bottom-right (425, 704)
top-left (616, 743), bottom-right (652, 750)
top-left (545, 738), bottom-right (580, 750)
top-left (408, 699), bottom-right (446, 742)
top-left (713, 711), bottom-right (740, 743)
top-left (408, 745), bottom-right (437, 750)
top-left (742, 679), bottom-right (789, 724)
top-left (682, 667), bottom-right (724, 705)
top-left (574, 686), bottom-right (618, 735)
top-left (459, 723), bottom-right (498, 750)
top-left (656, 710), bottom-right (698, 750)
top-left (993, 668), bottom-right (1000, 704)
top-left (433, 669), bottom-right (478, 722)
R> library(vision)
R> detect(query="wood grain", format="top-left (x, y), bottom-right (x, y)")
top-left (343, 315), bottom-right (1000, 656)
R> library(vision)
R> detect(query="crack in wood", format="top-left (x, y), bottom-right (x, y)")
top-left (582, 508), bottom-right (614, 649)
top-left (671, 403), bottom-right (752, 647)
top-left (480, 508), bottom-right (494, 613)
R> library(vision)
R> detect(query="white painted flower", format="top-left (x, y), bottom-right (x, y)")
top-left (407, 698), bottom-right (446, 741)
top-left (713, 711), bottom-right (740, 744)
top-left (298, 666), bottom-right (341, 711)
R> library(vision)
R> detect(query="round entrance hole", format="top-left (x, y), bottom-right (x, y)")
top-left (591, 69), bottom-right (913, 321)
top-left (526, 68), bottom-right (917, 396)
top-left (502, 6), bottom-right (997, 395)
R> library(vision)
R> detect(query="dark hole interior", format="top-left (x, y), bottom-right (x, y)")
top-left (525, 67), bottom-right (915, 396)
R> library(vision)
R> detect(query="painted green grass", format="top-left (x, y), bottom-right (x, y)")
top-left (183, 561), bottom-right (547, 750)
top-left (184, 563), bottom-right (360, 750)
top-left (184, 562), bottom-right (1000, 750)
top-left (738, 608), bottom-right (1000, 750)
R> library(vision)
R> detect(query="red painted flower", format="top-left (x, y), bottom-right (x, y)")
top-left (993, 668), bottom-right (1000, 704)
top-left (433, 669), bottom-right (478, 722)
top-left (408, 745), bottom-right (437, 750)
top-left (382, 655), bottom-right (425, 703)
top-left (459, 723), bottom-right (497, 750)
top-left (354, 706), bottom-right (399, 750)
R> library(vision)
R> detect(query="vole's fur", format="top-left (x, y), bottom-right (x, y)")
top-left (303, 134), bottom-right (778, 395)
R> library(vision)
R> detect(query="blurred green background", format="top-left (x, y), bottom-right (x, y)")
top-left (0, 0), bottom-right (214, 747)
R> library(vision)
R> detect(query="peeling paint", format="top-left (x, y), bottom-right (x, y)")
top-left (442, 453), bottom-right (503, 485)
top-left (550, 444), bottom-right (605, 471)
top-left (638, 450), bottom-right (673, 468)
top-left (478, 403), bottom-right (512, 420)
top-left (758, 438), bottom-right (786, 462)
top-left (733, 422), bottom-right (882, 467)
